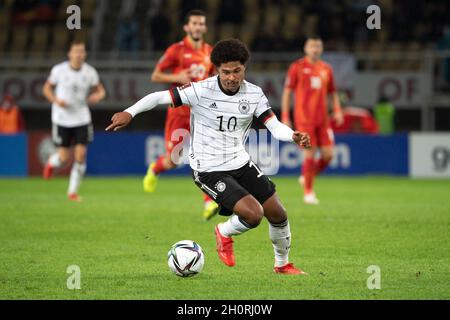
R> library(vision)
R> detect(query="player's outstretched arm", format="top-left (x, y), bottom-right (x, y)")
top-left (105, 90), bottom-right (172, 131)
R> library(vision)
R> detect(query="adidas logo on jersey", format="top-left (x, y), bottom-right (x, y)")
top-left (209, 102), bottom-right (218, 109)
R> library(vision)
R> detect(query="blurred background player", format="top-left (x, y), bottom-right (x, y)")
top-left (142, 9), bottom-right (219, 220)
top-left (281, 36), bottom-right (343, 205)
top-left (42, 40), bottom-right (106, 201)
top-left (0, 94), bottom-right (25, 134)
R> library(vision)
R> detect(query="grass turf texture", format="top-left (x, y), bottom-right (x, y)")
top-left (0, 176), bottom-right (448, 300)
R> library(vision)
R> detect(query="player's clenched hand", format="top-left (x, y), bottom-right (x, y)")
top-left (292, 131), bottom-right (311, 149)
top-left (105, 112), bottom-right (132, 131)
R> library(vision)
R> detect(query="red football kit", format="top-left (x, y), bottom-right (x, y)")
top-left (156, 36), bottom-right (214, 154)
top-left (284, 57), bottom-right (336, 147)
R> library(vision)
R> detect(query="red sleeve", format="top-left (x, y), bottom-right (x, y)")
top-left (284, 62), bottom-right (298, 90)
top-left (155, 45), bottom-right (178, 72)
top-left (206, 47), bottom-right (215, 76)
top-left (327, 67), bottom-right (336, 94)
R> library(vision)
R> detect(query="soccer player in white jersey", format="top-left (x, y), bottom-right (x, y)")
top-left (42, 40), bottom-right (106, 201)
top-left (106, 39), bottom-right (311, 274)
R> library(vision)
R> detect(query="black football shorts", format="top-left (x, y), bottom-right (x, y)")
top-left (192, 161), bottom-right (276, 216)
top-left (52, 123), bottom-right (94, 147)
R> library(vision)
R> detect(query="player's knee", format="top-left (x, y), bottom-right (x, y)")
top-left (59, 154), bottom-right (70, 165)
top-left (303, 148), bottom-right (316, 159)
top-left (74, 154), bottom-right (86, 163)
top-left (243, 202), bottom-right (264, 227)
top-left (323, 152), bottom-right (334, 162)
top-left (322, 147), bottom-right (334, 161)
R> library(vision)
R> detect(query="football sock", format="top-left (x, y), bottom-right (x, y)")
top-left (302, 158), bottom-right (315, 194)
top-left (152, 156), bottom-right (166, 175)
top-left (68, 162), bottom-right (86, 195)
top-left (218, 215), bottom-right (252, 237)
top-left (269, 219), bottom-right (291, 267)
top-left (48, 153), bottom-right (62, 168)
top-left (314, 157), bottom-right (331, 175)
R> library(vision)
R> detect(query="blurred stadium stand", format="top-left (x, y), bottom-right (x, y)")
top-left (0, 0), bottom-right (449, 132)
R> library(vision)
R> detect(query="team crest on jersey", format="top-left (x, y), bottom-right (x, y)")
top-left (238, 100), bottom-right (250, 114)
top-left (215, 181), bottom-right (226, 192)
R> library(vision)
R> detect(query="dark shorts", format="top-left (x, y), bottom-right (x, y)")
top-left (52, 123), bottom-right (93, 147)
top-left (192, 161), bottom-right (276, 216)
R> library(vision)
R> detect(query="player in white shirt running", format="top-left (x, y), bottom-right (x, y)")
top-left (106, 39), bottom-right (311, 274)
top-left (42, 40), bottom-right (106, 202)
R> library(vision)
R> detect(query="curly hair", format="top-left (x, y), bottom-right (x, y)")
top-left (210, 39), bottom-right (250, 67)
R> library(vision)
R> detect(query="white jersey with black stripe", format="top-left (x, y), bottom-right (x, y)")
top-left (173, 76), bottom-right (271, 172)
top-left (47, 61), bottom-right (100, 127)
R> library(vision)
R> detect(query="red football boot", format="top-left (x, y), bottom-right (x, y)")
top-left (274, 263), bottom-right (307, 275)
top-left (214, 225), bottom-right (235, 267)
top-left (68, 193), bottom-right (82, 202)
top-left (43, 162), bottom-right (53, 180)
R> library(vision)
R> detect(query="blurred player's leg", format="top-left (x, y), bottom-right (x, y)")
top-left (302, 148), bottom-right (320, 205)
top-left (315, 127), bottom-right (334, 176)
top-left (143, 155), bottom-right (175, 193)
top-left (202, 194), bottom-right (219, 220)
top-left (43, 148), bottom-right (69, 179)
top-left (145, 154), bottom-right (219, 219)
top-left (302, 126), bottom-right (335, 204)
top-left (314, 157), bottom-right (331, 175)
top-left (143, 163), bottom-right (158, 192)
top-left (67, 144), bottom-right (87, 201)
top-left (297, 125), bottom-right (319, 204)
top-left (144, 114), bottom-right (219, 219)
top-left (143, 113), bottom-right (182, 193)
top-left (315, 146), bottom-right (333, 175)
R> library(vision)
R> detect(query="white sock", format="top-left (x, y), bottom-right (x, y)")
top-left (218, 214), bottom-right (251, 237)
top-left (48, 153), bottom-right (62, 168)
top-left (68, 162), bottom-right (86, 195)
top-left (269, 220), bottom-right (291, 267)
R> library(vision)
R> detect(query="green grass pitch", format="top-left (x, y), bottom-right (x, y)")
top-left (0, 176), bottom-right (448, 299)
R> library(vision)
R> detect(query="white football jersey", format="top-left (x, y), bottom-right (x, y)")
top-left (47, 61), bottom-right (99, 127)
top-left (172, 76), bottom-right (271, 172)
